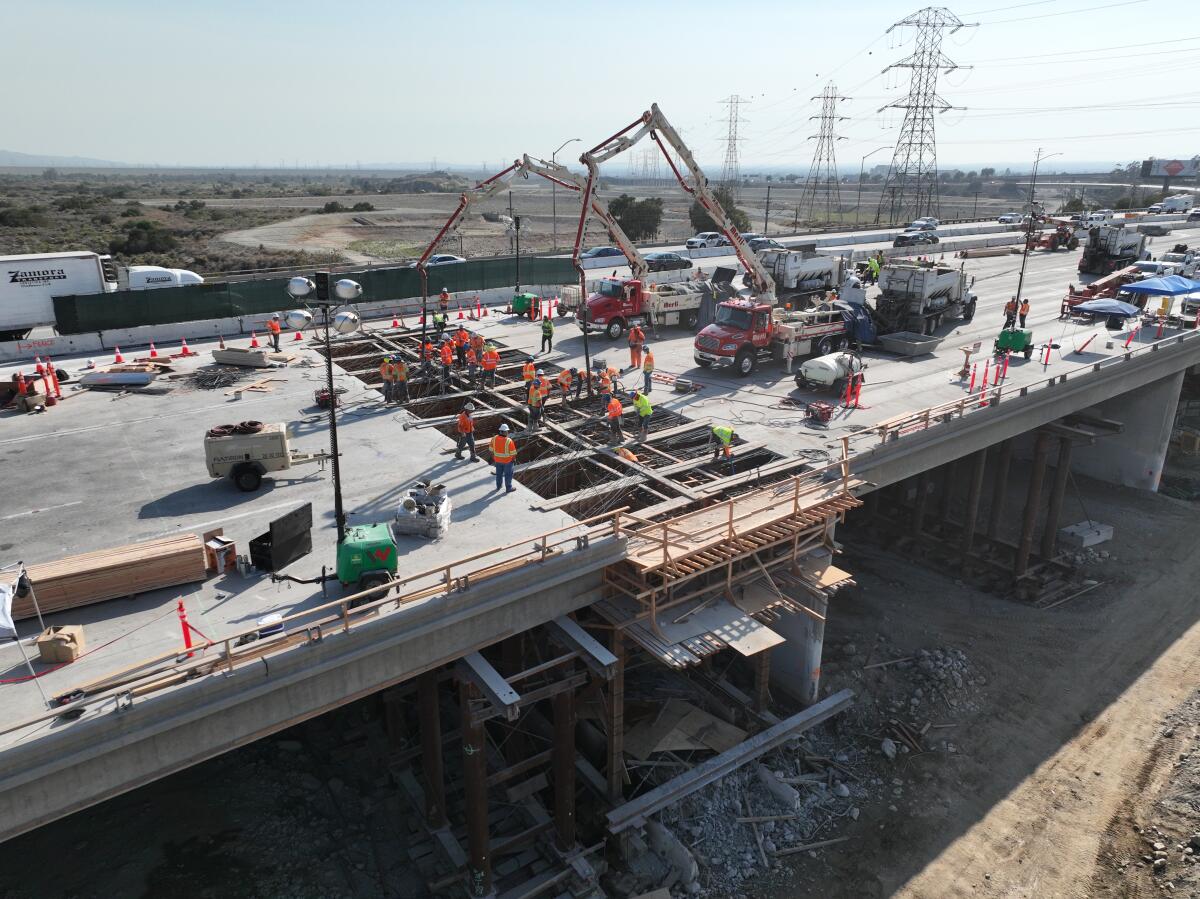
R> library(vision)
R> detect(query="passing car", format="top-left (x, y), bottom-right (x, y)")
top-left (407, 253), bottom-right (465, 268)
top-left (738, 232), bottom-right (762, 242)
top-left (1147, 204), bottom-right (1164, 214)
top-left (645, 251), bottom-right (693, 272)
top-left (907, 220), bottom-right (937, 231)
top-left (749, 237), bottom-right (785, 252)
top-left (997, 213), bottom-right (1021, 224)
top-left (893, 230), bottom-right (940, 248)
top-left (1187, 208), bottom-right (1200, 222)
top-left (581, 246), bottom-right (625, 259)
top-left (687, 232), bottom-right (726, 249)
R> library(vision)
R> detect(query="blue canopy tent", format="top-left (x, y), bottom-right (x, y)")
top-left (1117, 274), bottom-right (1200, 321)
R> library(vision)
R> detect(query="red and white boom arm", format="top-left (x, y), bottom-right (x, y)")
top-left (579, 102), bottom-right (776, 302)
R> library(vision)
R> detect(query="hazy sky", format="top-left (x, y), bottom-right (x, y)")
top-left (9, 0), bottom-right (1199, 171)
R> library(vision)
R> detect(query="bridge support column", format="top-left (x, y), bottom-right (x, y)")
top-left (911, 471), bottom-right (931, 534)
top-left (987, 439), bottom-right (1013, 540)
top-left (553, 688), bottom-right (577, 852)
top-left (1041, 437), bottom-right (1074, 561)
top-left (960, 449), bottom-right (987, 556)
top-left (1071, 371), bottom-right (1183, 491)
top-left (418, 671), bottom-right (447, 829)
top-left (753, 648), bottom-right (772, 712)
top-left (791, 592), bottom-right (828, 707)
top-left (606, 631), bottom-right (625, 803)
top-left (938, 459), bottom-right (959, 525)
top-left (1015, 432), bottom-right (1051, 577)
top-left (459, 681), bottom-right (493, 897)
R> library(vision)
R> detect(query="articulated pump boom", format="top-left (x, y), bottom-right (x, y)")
top-left (574, 103), bottom-right (776, 305)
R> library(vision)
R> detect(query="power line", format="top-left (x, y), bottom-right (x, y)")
top-left (977, 0), bottom-right (1147, 23)
top-left (876, 6), bottom-right (975, 224)
top-left (799, 82), bottom-right (849, 224)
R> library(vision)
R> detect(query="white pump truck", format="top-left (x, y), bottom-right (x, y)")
top-left (570, 104), bottom-right (778, 339)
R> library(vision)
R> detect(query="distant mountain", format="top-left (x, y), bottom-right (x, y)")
top-left (0, 149), bottom-right (130, 168)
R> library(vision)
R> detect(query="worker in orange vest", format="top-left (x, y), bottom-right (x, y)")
top-left (439, 339), bottom-right (454, 394)
top-left (598, 366), bottom-right (613, 408)
top-left (627, 323), bottom-right (646, 370)
top-left (606, 394), bottom-right (624, 442)
top-left (454, 402), bottom-right (478, 461)
top-left (266, 314), bottom-right (283, 352)
top-left (454, 325), bottom-right (469, 368)
top-left (393, 356), bottom-right (409, 404)
top-left (522, 359), bottom-right (536, 385)
top-left (439, 288), bottom-right (451, 313)
top-left (490, 423), bottom-right (517, 493)
top-left (421, 338), bottom-right (435, 376)
top-left (465, 344), bottom-right (479, 384)
top-left (557, 368), bottom-right (573, 406)
top-left (470, 332), bottom-right (485, 360)
top-left (1003, 297), bottom-right (1018, 329)
top-left (481, 345), bottom-right (500, 388)
top-left (378, 357), bottom-right (396, 403)
top-left (1018, 299), bottom-right (1031, 328)
top-left (527, 370), bottom-right (546, 431)
top-left (642, 345), bottom-right (655, 394)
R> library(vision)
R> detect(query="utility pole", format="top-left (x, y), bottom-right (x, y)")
top-left (857, 146), bottom-right (891, 226)
top-left (875, 7), bottom-right (976, 225)
top-left (763, 185), bottom-right (771, 234)
top-left (800, 82), bottom-right (849, 225)
top-left (719, 95), bottom-right (746, 199)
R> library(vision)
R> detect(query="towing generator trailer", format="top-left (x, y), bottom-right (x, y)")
top-left (336, 522), bottom-right (399, 601)
top-left (994, 327), bottom-right (1035, 360)
top-left (204, 421), bottom-right (330, 492)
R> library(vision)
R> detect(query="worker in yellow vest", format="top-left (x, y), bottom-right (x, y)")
top-left (711, 425), bottom-right (735, 473)
top-left (633, 389), bottom-right (652, 441)
top-left (490, 424), bottom-right (517, 493)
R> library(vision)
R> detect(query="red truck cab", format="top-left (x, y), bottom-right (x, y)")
top-left (693, 300), bottom-right (773, 375)
top-left (580, 277), bottom-right (646, 340)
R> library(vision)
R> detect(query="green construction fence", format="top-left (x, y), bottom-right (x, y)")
top-left (52, 255), bottom-right (578, 334)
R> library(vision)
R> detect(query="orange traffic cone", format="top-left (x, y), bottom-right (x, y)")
top-left (480, 297), bottom-right (488, 317)
top-left (149, 342), bottom-right (158, 358)
top-left (113, 346), bottom-right (125, 364)
top-left (456, 300), bottom-right (464, 320)
top-left (391, 316), bottom-right (400, 328)
top-left (249, 331), bottom-right (260, 348)
top-left (179, 338), bottom-right (196, 357)
top-left (293, 330), bottom-right (304, 341)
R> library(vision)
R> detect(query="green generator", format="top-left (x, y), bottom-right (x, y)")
top-left (994, 327), bottom-right (1035, 360)
top-left (336, 523), bottom-right (398, 601)
top-left (511, 292), bottom-right (539, 316)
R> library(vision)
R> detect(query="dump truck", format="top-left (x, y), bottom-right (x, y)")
top-left (871, 262), bottom-right (978, 336)
top-left (694, 297), bottom-right (876, 376)
top-left (580, 277), bottom-right (707, 340)
top-left (1079, 224), bottom-right (1147, 274)
top-left (204, 421), bottom-right (331, 492)
top-left (751, 246), bottom-right (846, 304)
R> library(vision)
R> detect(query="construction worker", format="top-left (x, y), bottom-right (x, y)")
top-left (453, 324), bottom-right (469, 368)
top-left (433, 310), bottom-right (448, 339)
top-left (439, 338), bottom-right (454, 394)
top-left (439, 287), bottom-right (451, 313)
top-left (1018, 298), bottom-right (1031, 328)
top-left (540, 314), bottom-right (555, 354)
top-left (454, 402), bottom-right (478, 461)
top-left (393, 356), bottom-right (409, 404)
top-left (421, 338), bottom-right (435, 376)
top-left (606, 393), bottom-right (624, 442)
top-left (481, 344), bottom-right (500, 388)
top-left (573, 367), bottom-right (586, 402)
top-left (711, 425), bottom-right (735, 472)
top-left (522, 358), bottom-right (536, 386)
top-left (627, 323), bottom-right (645, 370)
top-left (1003, 297), bottom-right (1018, 329)
top-left (633, 388), bottom-right (652, 440)
top-left (557, 367), bottom-right (573, 406)
top-left (378, 356), bottom-right (395, 403)
top-left (867, 255), bottom-right (881, 285)
top-left (642, 344), bottom-right (655, 394)
top-left (598, 365), bottom-right (613, 408)
top-left (266, 314), bottom-right (282, 352)
top-left (470, 332), bottom-right (485, 363)
top-left (527, 370), bottom-right (546, 430)
top-left (465, 343), bottom-right (479, 384)
top-left (490, 424), bottom-right (517, 493)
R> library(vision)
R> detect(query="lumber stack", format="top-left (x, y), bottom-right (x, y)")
top-left (17, 535), bottom-right (207, 620)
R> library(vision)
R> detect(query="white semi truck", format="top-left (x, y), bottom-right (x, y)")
top-left (0, 251), bottom-right (203, 340)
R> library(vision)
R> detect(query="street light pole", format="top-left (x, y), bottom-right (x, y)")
top-left (857, 147), bottom-right (891, 226)
top-left (763, 185), bottom-right (771, 235)
top-left (1015, 148), bottom-right (1062, 303)
top-left (551, 137), bottom-right (581, 252)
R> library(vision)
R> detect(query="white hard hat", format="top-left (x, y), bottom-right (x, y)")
top-left (499, 423), bottom-right (510, 433)
top-left (465, 402), bottom-right (475, 411)
top-left (536, 369), bottom-right (544, 375)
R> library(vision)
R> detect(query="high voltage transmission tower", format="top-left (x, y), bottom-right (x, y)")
top-left (875, 6), bottom-right (974, 225)
top-left (799, 82), bottom-right (848, 224)
top-left (719, 95), bottom-right (746, 197)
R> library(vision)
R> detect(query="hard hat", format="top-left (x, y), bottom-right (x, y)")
top-left (271, 313), bottom-right (280, 318)
top-left (499, 423), bottom-right (510, 433)
top-left (536, 369), bottom-right (544, 375)
top-left (465, 402), bottom-right (475, 411)
top-left (442, 286), bottom-right (448, 292)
